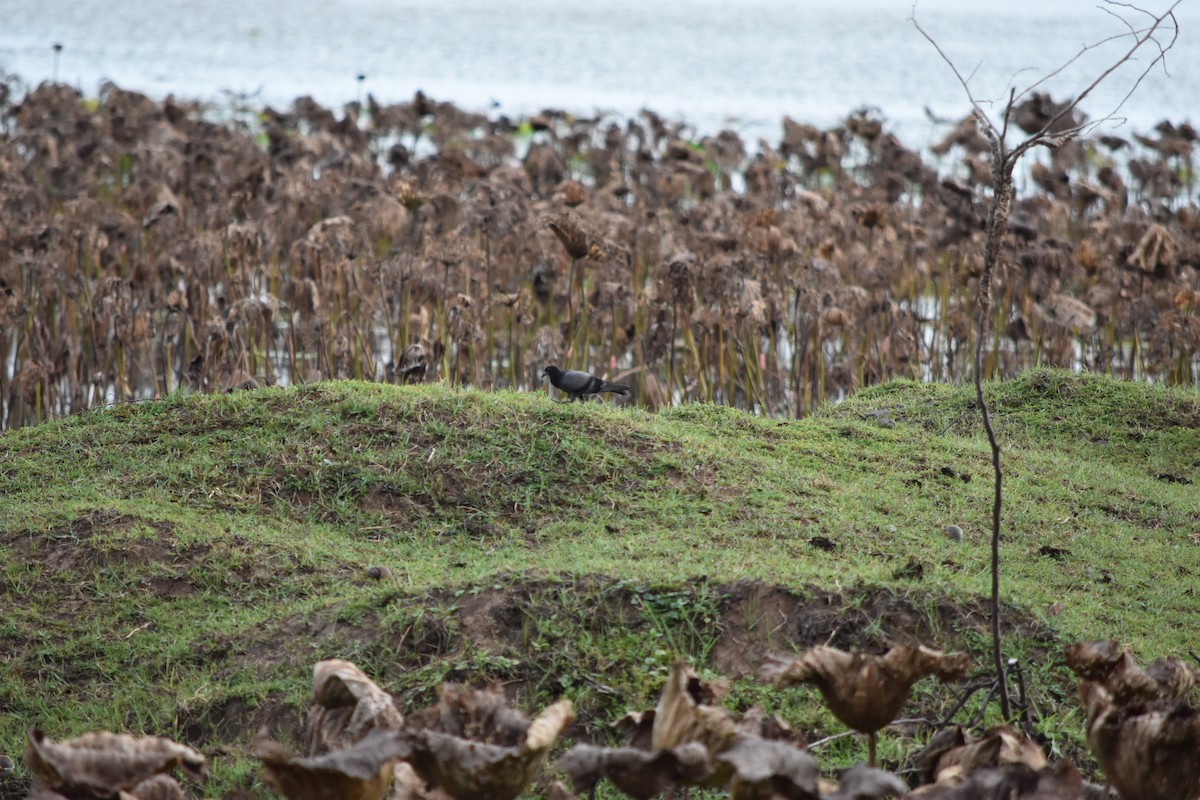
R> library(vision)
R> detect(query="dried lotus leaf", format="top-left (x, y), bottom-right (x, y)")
top-left (253, 728), bottom-right (404, 800)
top-left (308, 659), bottom-right (403, 756)
top-left (651, 661), bottom-right (738, 754)
top-left (26, 729), bottom-right (204, 798)
top-left (557, 741), bottom-right (711, 800)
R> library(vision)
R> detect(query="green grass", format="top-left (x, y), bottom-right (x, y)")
top-left (1, 368), bottom-right (1197, 795)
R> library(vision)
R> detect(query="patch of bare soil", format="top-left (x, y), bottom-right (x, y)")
top-left (178, 691), bottom-right (302, 757)
top-left (1, 509), bottom-right (205, 610)
top-left (187, 575), bottom-right (1056, 760)
top-left (5, 509), bottom-right (178, 572)
top-left (711, 581), bottom-right (1008, 679)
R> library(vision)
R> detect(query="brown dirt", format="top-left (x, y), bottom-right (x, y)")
top-left (5, 509), bottom-right (177, 572)
top-left (182, 575), bottom-right (1056, 749)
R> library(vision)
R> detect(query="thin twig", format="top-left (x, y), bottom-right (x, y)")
top-left (806, 730), bottom-right (859, 750)
top-left (1012, 2), bottom-right (1180, 159)
top-left (939, 678), bottom-right (996, 725)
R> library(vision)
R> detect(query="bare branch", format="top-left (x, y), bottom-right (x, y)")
top-left (1101, 4), bottom-right (1176, 81)
top-left (1001, 66), bottom-right (1040, 108)
top-left (908, 5), bottom-right (998, 136)
top-left (1013, 23), bottom-right (1164, 106)
top-left (1014, 2), bottom-right (1179, 157)
top-left (1001, 87), bottom-right (1016, 147)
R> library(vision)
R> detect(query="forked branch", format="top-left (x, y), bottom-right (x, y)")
top-left (909, 0), bottom-right (1180, 722)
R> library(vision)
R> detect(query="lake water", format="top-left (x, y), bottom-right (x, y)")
top-left (1, 0), bottom-right (1195, 147)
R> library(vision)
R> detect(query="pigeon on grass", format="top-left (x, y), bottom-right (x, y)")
top-left (541, 365), bottom-right (631, 403)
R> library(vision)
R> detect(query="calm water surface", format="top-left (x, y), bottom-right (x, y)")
top-left (1, 0), bottom-right (1195, 145)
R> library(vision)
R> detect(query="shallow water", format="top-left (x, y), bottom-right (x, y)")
top-left (1, 0), bottom-right (1195, 145)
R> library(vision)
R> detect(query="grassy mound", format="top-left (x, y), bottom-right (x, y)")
top-left (1, 368), bottom-right (1197, 793)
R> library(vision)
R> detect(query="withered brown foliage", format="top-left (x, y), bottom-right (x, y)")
top-left (397, 685), bottom-right (574, 800)
top-left (307, 659), bottom-right (404, 756)
top-left (253, 662), bottom-right (572, 800)
top-left (23, 728), bottom-right (204, 800)
top-left (253, 729), bottom-right (403, 800)
top-left (20, 643), bottom-right (1200, 800)
top-left (1065, 640), bottom-right (1200, 800)
top-left (3, 79), bottom-right (1198, 428)
top-left (762, 645), bottom-right (970, 737)
top-left (762, 644), bottom-right (970, 766)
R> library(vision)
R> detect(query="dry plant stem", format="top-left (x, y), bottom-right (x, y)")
top-left (566, 256), bottom-right (579, 338)
top-left (669, 299), bottom-right (679, 402)
top-left (977, 112), bottom-right (1014, 721)
top-left (913, 0), bottom-right (1181, 723)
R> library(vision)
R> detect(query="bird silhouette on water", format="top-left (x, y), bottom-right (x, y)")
top-left (541, 365), bottom-right (630, 402)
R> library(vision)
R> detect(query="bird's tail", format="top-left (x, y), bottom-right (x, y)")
top-left (601, 380), bottom-right (631, 396)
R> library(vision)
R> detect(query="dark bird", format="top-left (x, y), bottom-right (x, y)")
top-left (0, 754), bottom-right (14, 778)
top-left (541, 365), bottom-right (630, 403)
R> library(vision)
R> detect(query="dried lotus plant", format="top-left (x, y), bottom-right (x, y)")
top-left (400, 683), bottom-right (574, 800)
top-left (714, 735), bottom-right (820, 800)
top-left (762, 644), bottom-right (970, 766)
top-left (308, 658), bottom-right (404, 756)
top-left (1066, 640), bottom-right (1200, 800)
top-left (389, 761), bottom-right (456, 800)
top-left (915, 725), bottom-right (1047, 788)
top-left (560, 664), bottom-right (817, 800)
top-left (24, 728), bottom-right (204, 800)
top-left (1064, 640), bottom-right (1197, 708)
top-left (118, 773), bottom-right (188, 800)
top-left (556, 741), bottom-right (712, 800)
top-left (907, 758), bottom-right (1084, 800)
top-left (253, 728), bottom-right (405, 800)
top-left (651, 660), bottom-right (739, 755)
top-left (1079, 700), bottom-right (1200, 800)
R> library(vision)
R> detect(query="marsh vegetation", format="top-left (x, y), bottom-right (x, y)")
top-left (1, 78), bottom-right (1197, 430)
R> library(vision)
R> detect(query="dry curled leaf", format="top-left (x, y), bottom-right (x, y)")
top-left (547, 213), bottom-right (590, 260)
top-left (402, 686), bottom-right (574, 800)
top-left (1129, 222), bottom-right (1177, 274)
top-left (821, 764), bottom-right (908, 800)
top-left (28, 774), bottom-right (188, 800)
top-left (1065, 640), bottom-right (1196, 708)
top-left (909, 759), bottom-right (1084, 799)
top-left (557, 741), bottom-right (711, 800)
top-left (25, 729), bottom-right (204, 799)
top-left (389, 762), bottom-right (455, 800)
top-left (715, 735), bottom-right (819, 800)
top-left (734, 705), bottom-right (805, 747)
top-left (920, 725), bottom-right (1047, 785)
top-left (308, 659), bottom-right (404, 756)
top-left (610, 709), bottom-right (655, 750)
top-left (253, 727), bottom-right (404, 800)
top-left (651, 661), bottom-right (738, 754)
top-left (1079, 690), bottom-right (1200, 800)
top-left (123, 774), bottom-right (186, 800)
top-left (1066, 641), bottom-right (1200, 800)
top-left (406, 684), bottom-right (531, 746)
top-left (762, 645), bottom-right (970, 735)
